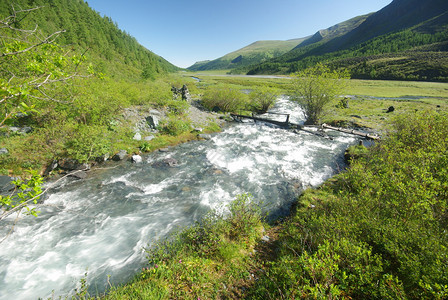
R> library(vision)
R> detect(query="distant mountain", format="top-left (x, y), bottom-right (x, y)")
top-left (187, 38), bottom-right (309, 71)
top-left (242, 0), bottom-right (448, 81)
top-left (0, 0), bottom-right (178, 78)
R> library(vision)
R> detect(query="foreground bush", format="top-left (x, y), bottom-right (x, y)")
top-left (201, 85), bottom-right (248, 113)
top-left (250, 110), bottom-right (448, 299)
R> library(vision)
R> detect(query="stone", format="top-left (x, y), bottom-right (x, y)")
top-left (68, 170), bottom-right (88, 180)
top-left (0, 175), bottom-right (15, 194)
top-left (192, 127), bottom-right (203, 133)
top-left (131, 155), bottom-right (143, 163)
top-left (146, 115), bottom-right (159, 129)
top-left (0, 148), bottom-right (8, 155)
top-left (21, 126), bottom-right (33, 134)
top-left (159, 148), bottom-right (170, 153)
top-left (95, 153), bottom-right (110, 163)
top-left (133, 132), bottom-right (142, 141)
top-left (386, 106), bottom-right (395, 113)
top-left (163, 157), bottom-right (178, 167)
top-left (9, 127), bottom-right (20, 133)
top-left (112, 150), bottom-right (128, 161)
top-left (144, 135), bottom-right (155, 141)
top-left (149, 109), bottom-right (162, 116)
top-left (261, 235), bottom-right (270, 242)
top-left (198, 134), bottom-right (212, 140)
top-left (58, 159), bottom-right (90, 171)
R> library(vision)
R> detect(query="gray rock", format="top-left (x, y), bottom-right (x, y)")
top-left (159, 148), bottom-right (170, 153)
top-left (112, 150), bottom-right (128, 161)
top-left (21, 126), bottom-right (33, 133)
top-left (131, 155), bottom-right (143, 163)
top-left (193, 128), bottom-right (203, 133)
top-left (133, 132), bottom-right (142, 141)
top-left (261, 235), bottom-right (270, 242)
top-left (9, 127), bottom-right (20, 133)
top-left (149, 109), bottom-right (162, 116)
top-left (144, 135), bottom-right (155, 141)
top-left (95, 153), bottom-right (110, 163)
top-left (68, 170), bottom-right (88, 180)
top-left (58, 159), bottom-right (90, 171)
top-left (163, 157), bottom-right (178, 167)
top-left (0, 148), bottom-right (8, 155)
top-left (198, 134), bottom-right (212, 140)
top-left (146, 115), bottom-right (159, 129)
top-left (0, 175), bottom-right (15, 194)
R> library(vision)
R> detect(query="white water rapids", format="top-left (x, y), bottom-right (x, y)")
top-left (0, 98), bottom-right (358, 299)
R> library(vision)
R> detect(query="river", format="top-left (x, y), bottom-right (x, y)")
top-left (0, 98), bottom-right (357, 299)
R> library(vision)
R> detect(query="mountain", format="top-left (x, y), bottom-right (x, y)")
top-left (187, 38), bottom-right (309, 71)
top-left (0, 0), bottom-right (178, 78)
top-left (242, 0), bottom-right (448, 81)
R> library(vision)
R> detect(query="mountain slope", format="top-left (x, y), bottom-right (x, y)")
top-left (187, 38), bottom-right (309, 71)
top-left (242, 0), bottom-right (448, 81)
top-left (0, 0), bottom-right (178, 78)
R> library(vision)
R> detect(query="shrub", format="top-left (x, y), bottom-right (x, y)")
top-left (159, 116), bottom-right (191, 136)
top-left (248, 87), bottom-right (278, 114)
top-left (201, 85), bottom-right (248, 112)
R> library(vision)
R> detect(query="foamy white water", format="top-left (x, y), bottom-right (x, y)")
top-left (0, 98), bottom-right (358, 299)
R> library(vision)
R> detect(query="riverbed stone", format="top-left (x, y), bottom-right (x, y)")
top-left (58, 159), bottom-right (90, 171)
top-left (198, 134), bottom-right (212, 140)
top-left (68, 170), bottom-right (88, 180)
top-left (163, 157), bottom-right (178, 167)
top-left (131, 155), bottom-right (143, 163)
top-left (112, 150), bottom-right (128, 161)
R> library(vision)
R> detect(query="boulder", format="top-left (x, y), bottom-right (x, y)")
top-left (192, 127), bottom-right (203, 133)
top-left (133, 132), bottom-right (142, 141)
top-left (146, 115), bottom-right (159, 129)
top-left (149, 109), bottom-right (162, 116)
top-left (386, 106), bottom-right (395, 113)
top-left (95, 153), bottom-right (110, 163)
top-left (163, 157), bottom-right (178, 167)
top-left (198, 134), bottom-right (212, 140)
top-left (0, 175), bottom-right (15, 194)
top-left (144, 135), bottom-right (155, 141)
top-left (131, 155), bottom-right (143, 163)
top-left (0, 148), bottom-right (8, 155)
top-left (112, 150), bottom-right (128, 161)
top-left (58, 159), bottom-right (90, 171)
top-left (68, 170), bottom-right (88, 180)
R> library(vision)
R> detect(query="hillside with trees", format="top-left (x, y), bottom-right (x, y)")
top-left (234, 0), bottom-right (448, 81)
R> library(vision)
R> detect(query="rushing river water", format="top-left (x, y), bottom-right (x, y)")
top-left (0, 98), bottom-right (358, 299)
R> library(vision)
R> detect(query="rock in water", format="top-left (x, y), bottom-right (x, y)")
top-left (132, 155), bottom-right (143, 163)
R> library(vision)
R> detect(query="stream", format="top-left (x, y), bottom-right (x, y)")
top-left (0, 98), bottom-right (358, 299)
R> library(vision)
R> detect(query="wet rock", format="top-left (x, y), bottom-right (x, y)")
top-left (58, 159), bottom-right (90, 171)
top-left (112, 150), bottom-right (128, 161)
top-left (159, 148), bottom-right (170, 153)
top-left (0, 148), bottom-right (8, 155)
top-left (131, 155), bottom-right (143, 163)
top-left (198, 134), bottom-right (212, 140)
top-left (0, 175), bottom-right (15, 194)
top-left (68, 170), bottom-right (88, 180)
top-left (163, 157), bottom-right (178, 167)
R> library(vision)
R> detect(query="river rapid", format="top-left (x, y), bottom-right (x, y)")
top-left (0, 98), bottom-right (358, 299)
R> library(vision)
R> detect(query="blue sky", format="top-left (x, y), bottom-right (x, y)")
top-left (87, 0), bottom-right (393, 68)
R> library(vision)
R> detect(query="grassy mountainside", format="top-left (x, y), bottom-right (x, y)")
top-left (187, 38), bottom-right (308, 71)
top-left (242, 0), bottom-right (448, 81)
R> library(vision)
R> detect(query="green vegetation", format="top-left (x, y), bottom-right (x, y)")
top-left (290, 64), bottom-right (350, 124)
top-left (97, 110), bottom-right (448, 299)
top-left (103, 194), bottom-right (264, 299)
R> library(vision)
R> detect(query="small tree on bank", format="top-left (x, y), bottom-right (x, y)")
top-left (290, 63), bottom-right (350, 125)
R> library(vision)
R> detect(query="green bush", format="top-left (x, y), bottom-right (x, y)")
top-left (248, 87), bottom-right (278, 114)
top-left (159, 116), bottom-right (191, 136)
top-left (201, 85), bottom-right (248, 112)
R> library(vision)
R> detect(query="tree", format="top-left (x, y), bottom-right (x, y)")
top-left (289, 63), bottom-right (350, 125)
top-left (0, 5), bottom-right (94, 128)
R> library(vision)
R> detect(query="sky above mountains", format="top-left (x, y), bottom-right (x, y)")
top-left (87, 0), bottom-right (392, 68)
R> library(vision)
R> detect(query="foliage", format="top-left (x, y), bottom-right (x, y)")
top-left (0, 169), bottom-right (43, 220)
top-left (290, 63), bottom-right (350, 125)
top-left (103, 194), bottom-right (264, 299)
top-left (251, 110), bottom-right (448, 299)
top-left (159, 116), bottom-right (191, 136)
top-left (201, 85), bottom-right (248, 113)
top-left (248, 87), bottom-right (278, 114)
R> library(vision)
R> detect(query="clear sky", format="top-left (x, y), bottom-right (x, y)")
top-left (86, 0), bottom-right (393, 68)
